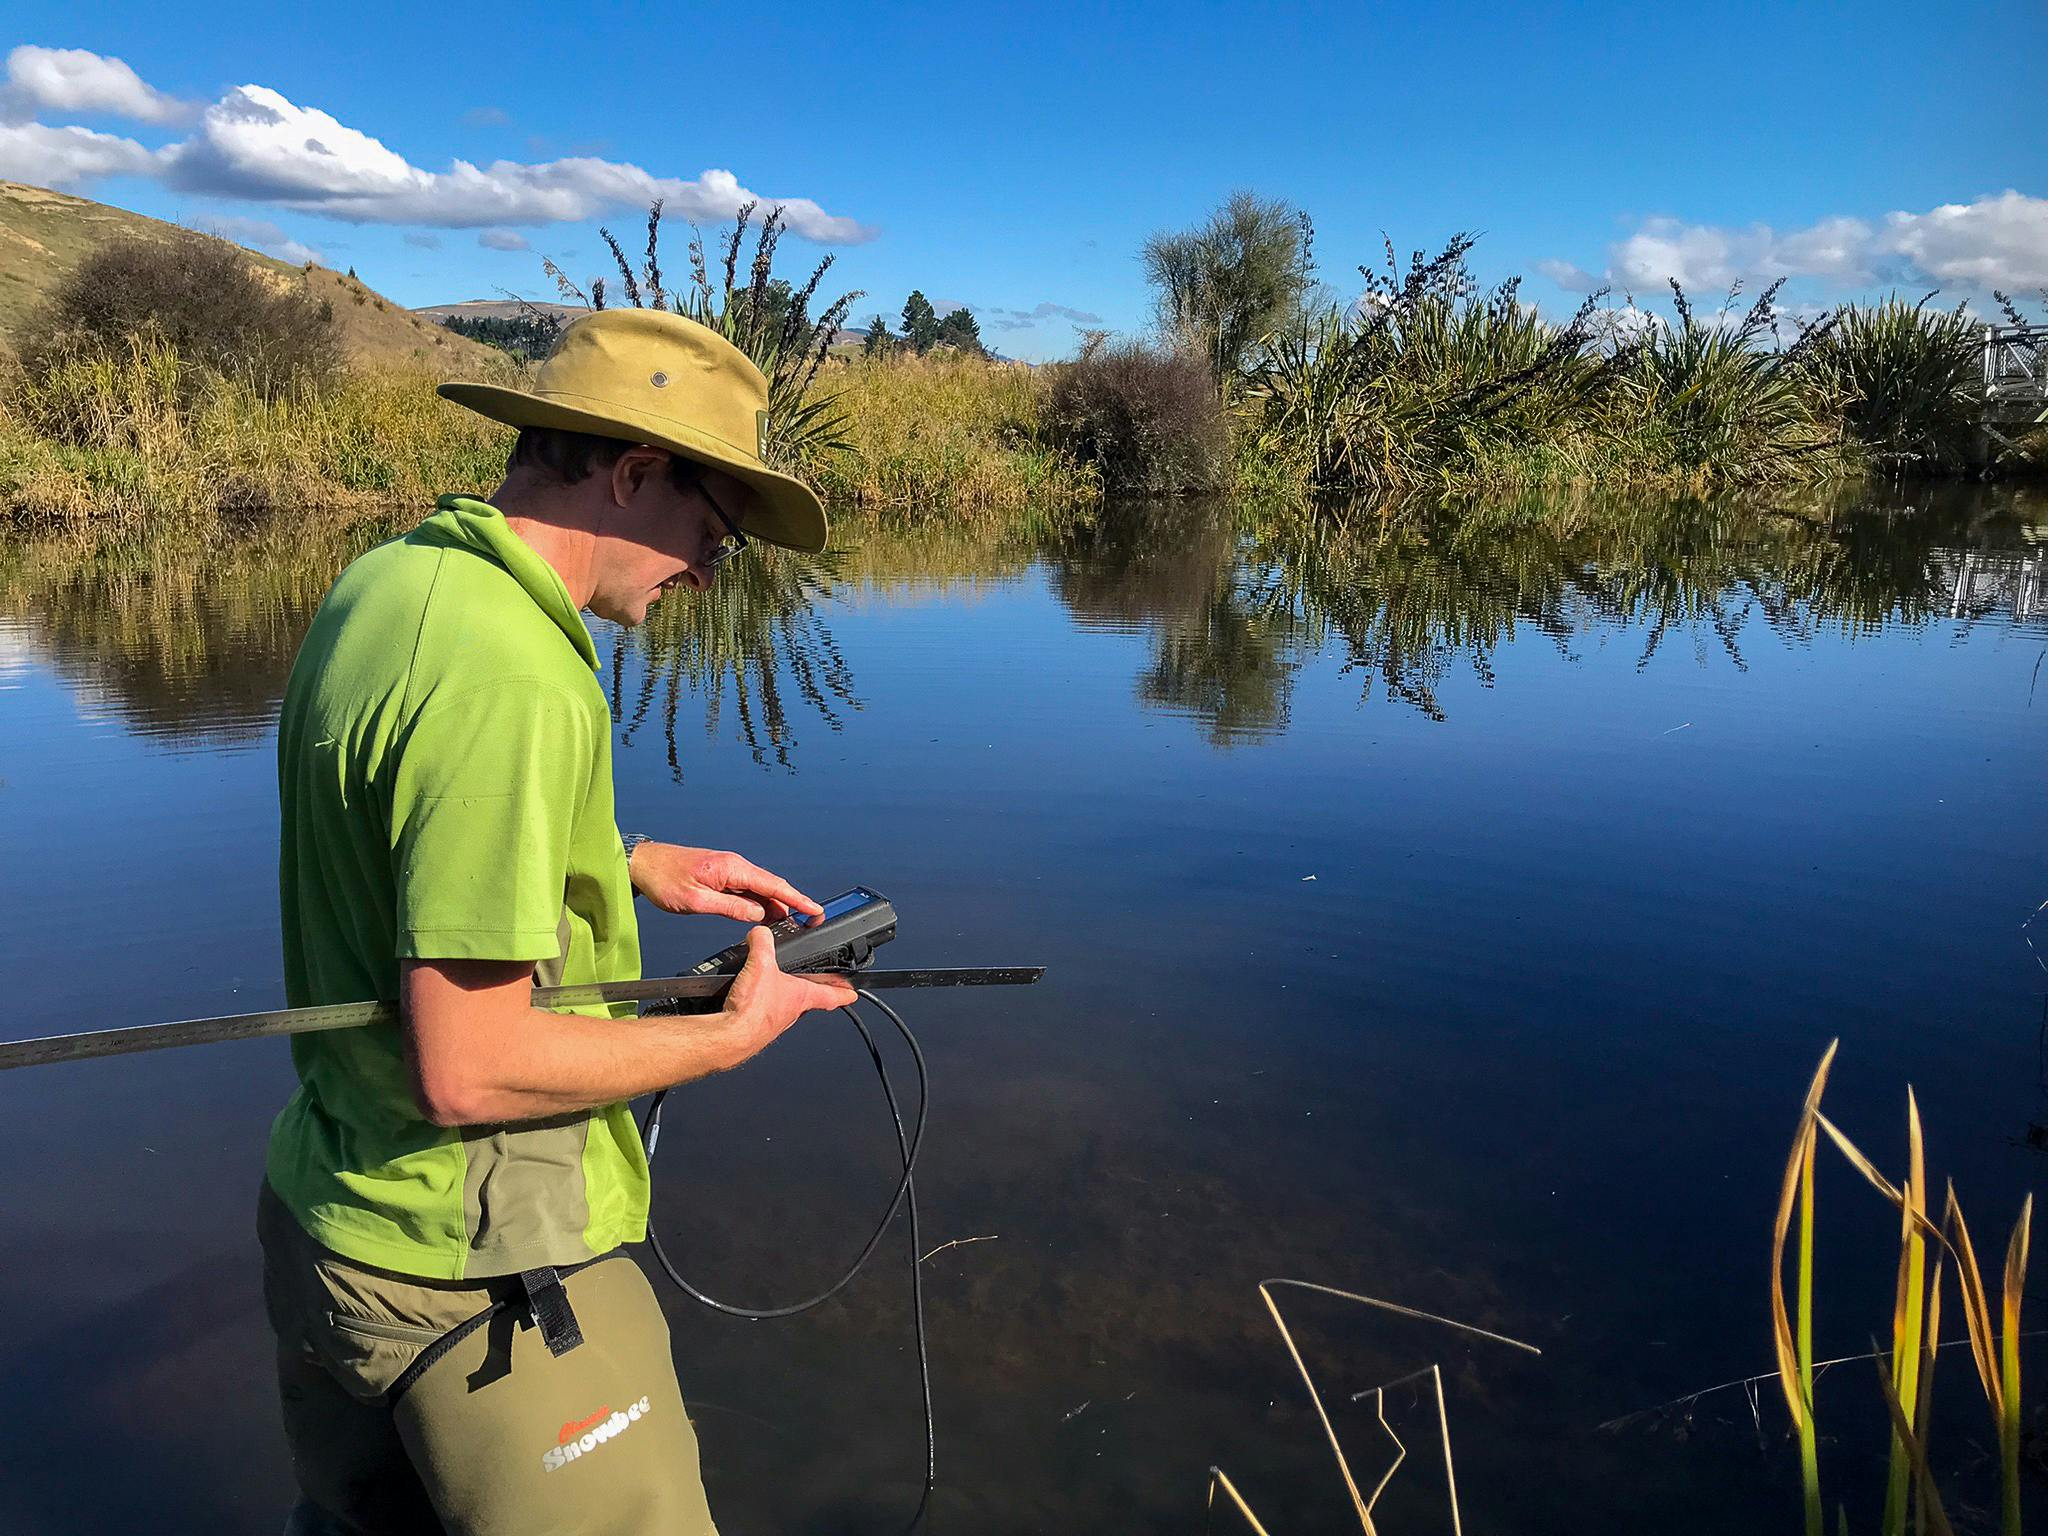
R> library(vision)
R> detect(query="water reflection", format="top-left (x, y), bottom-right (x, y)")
top-left (1050, 501), bottom-right (1302, 743)
top-left (1228, 482), bottom-right (2047, 722)
top-left (610, 550), bottom-right (859, 776)
top-left (2, 485), bottom-right (2042, 755)
top-left (0, 527), bottom-right (369, 749)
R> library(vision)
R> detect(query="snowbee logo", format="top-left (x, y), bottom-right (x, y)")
top-left (540, 1396), bottom-right (652, 1472)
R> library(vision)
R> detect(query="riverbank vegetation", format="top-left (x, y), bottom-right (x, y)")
top-left (1, 192), bottom-right (2042, 538)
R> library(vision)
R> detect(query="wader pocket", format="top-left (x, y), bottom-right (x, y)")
top-left (326, 1313), bottom-right (450, 1347)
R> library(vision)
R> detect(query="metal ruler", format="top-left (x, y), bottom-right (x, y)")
top-left (0, 967), bottom-right (1045, 1072)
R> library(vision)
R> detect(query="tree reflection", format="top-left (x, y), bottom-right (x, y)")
top-left (2, 484), bottom-right (2040, 755)
top-left (1049, 501), bottom-right (1305, 742)
top-left (0, 524), bottom-right (377, 748)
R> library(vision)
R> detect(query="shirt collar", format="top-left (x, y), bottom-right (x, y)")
top-left (422, 494), bottom-right (600, 671)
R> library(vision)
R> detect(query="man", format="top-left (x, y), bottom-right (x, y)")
top-left (262, 308), bottom-right (854, 1535)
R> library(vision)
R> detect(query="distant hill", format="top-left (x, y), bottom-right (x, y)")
top-left (0, 180), bottom-right (500, 371)
top-left (413, 298), bottom-right (583, 325)
top-left (414, 297), bottom-right (868, 355)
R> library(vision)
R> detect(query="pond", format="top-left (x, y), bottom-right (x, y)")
top-left (1, 484), bottom-right (2044, 1534)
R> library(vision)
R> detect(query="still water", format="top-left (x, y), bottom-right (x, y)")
top-left (1, 486), bottom-right (2044, 1533)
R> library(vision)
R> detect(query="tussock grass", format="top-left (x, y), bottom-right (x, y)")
top-left (812, 352), bottom-right (1098, 510)
top-left (0, 335), bottom-right (514, 530)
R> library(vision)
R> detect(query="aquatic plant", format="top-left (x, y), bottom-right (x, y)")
top-left (1239, 234), bottom-right (1610, 495)
top-left (1771, 1041), bottom-right (2034, 1535)
top-left (1208, 1277), bottom-right (1540, 1535)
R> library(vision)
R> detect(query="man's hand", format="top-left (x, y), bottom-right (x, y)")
top-left (704, 928), bottom-right (861, 1066)
top-left (628, 843), bottom-right (824, 923)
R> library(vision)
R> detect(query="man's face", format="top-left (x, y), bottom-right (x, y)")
top-left (588, 450), bottom-right (748, 628)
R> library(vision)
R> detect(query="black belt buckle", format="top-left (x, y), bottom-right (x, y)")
top-left (520, 1266), bottom-right (584, 1357)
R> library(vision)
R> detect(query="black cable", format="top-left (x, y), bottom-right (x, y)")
top-left (641, 987), bottom-right (935, 1515)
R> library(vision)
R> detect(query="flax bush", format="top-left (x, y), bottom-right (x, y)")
top-left (1795, 295), bottom-right (1982, 471)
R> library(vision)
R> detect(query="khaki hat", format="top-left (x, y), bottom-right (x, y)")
top-left (438, 308), bottom-right (828, 553)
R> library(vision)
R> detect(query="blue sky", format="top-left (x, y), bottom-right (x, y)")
top-left (3, 1), bottom-right (2044, 360)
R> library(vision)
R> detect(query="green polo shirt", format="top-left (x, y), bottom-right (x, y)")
top-left (266, 494), bottom-right (648, 1280)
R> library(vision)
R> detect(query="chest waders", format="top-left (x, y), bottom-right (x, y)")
top-left (261, 1181), bottom-right (719, 1536)
top-left (385, 1259), bottom-right (717, 1536)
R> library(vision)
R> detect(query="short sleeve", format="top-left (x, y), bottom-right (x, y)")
top-left (389, 679), bottom-right (596, 963)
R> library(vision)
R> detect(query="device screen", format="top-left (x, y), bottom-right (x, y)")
top-left (795, 888), bottom-right (874, 926)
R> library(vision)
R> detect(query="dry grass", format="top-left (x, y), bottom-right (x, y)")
top-left (0, 343), bottom-right (1097, 538)
top-left (0, 335), bottom-right (514, 531)
top-left (811, 352), bottom-right (1098, 510)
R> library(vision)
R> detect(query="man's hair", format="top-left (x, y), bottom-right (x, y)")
top-left (507, 427), bottom-right (698, 492)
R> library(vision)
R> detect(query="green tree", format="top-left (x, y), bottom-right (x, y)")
top-left (1141, 190), bottom-right (1308, 381)
top-left (862, 314), bottom-right (894, 357)
top-left (901, 290), bottom-right (941, 354)
top-left (936, 306), bottom-right (985, 357)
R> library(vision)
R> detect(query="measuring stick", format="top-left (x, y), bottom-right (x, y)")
top-left (0, 967), bottom-right (1045, 1072)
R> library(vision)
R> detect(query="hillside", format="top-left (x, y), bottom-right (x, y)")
top-left (0, 180), bottom-right (500, 372)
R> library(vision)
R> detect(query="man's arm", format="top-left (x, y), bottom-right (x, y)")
top-left (401, 928), bottom-right (857, 1127)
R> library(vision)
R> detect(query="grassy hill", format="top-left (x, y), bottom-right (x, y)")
top-left (0, 180), bottom-right (500, 372)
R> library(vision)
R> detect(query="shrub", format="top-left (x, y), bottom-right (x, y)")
top-left (1041, 335), bottom-right (1228, 494)
top-left (23, 235), bottom-right (340, 401)
top-left (1142, 191), bottom-right (1310, 379)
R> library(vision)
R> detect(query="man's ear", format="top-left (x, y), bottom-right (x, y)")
top-left (608, 446), bottom-right (666, 507)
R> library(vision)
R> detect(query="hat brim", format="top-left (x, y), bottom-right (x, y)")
top-left (437, 382), bottom-right (829, 554)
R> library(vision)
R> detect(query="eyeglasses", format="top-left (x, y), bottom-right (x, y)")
top-left (694, 476), bottom-right (749, 569)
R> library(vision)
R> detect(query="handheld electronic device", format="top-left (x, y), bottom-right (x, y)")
top-left (688, 885), bottom-right (898, 977)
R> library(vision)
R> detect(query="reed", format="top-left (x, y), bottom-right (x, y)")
top-left (1773, 1042), bottom-right (2034, 1534)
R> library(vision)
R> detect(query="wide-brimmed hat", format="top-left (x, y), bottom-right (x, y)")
top-left (438, 308), bottom-right (828, 553)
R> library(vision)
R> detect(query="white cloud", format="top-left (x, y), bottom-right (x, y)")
top-left (0, 45), bottom-right (189, 125)
top-left (462, 106), bottom-right (510, 128)
top-left (1566, 192), bottom-right (2048, 298)
top-left (198, 213), bottom-right (321, 265)
top-left (404, 231), bottom-right (441, 249)
top-left (1881, 191), bottom-right (2048, 290)
top-left (1535, 258), bottom-right (1597, 292)
top-left (0, 53), bottom-right (872, 245)
top-left (478, 228), bottom-right (528, 251)
top-left (0, 120), bottom-right (158, 186)
top-left (153, 84), bottom-right (872, 242)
